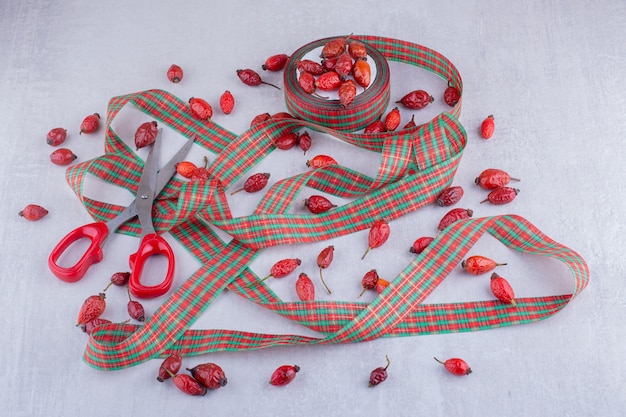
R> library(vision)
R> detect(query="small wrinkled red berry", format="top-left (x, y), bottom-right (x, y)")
top-left (188, 97), bottom-right (213, 121)
top-left (19, 204), bottom-right (48, 221)
top-left (443, 81), bottom-right (461, 106)
top-left (134, 121), bottom-right (158, 150)
top-left (375, 278), bottom-right (390, 294)
top-left (250, 112), bottom-right (272, 127)
top-left (236, 68), bottom-right (280, 89)
top-left (362, 219), bottom-right (390, 259)
top-left (384, 107), bottom-right (401, 131)
top-left (358, 269), bottom-right (379, 297)
top-left (334, 52), bottom-right (353, 78)
top-left (409, 236), bottom-right (434, 254)
top-left (434, 357), bottom-right (472, 376)
top-left (80, 113), bottom-right (100, 135)
top-left (269, 365), bottom-right (300, 386)
top-left (315, 71), bottom-right (342, 91)
top-left (81, 317), bottom-right (111, 335)
top-left (436, 186), bottom-right (464, 206)
top-left (490, 273), bottom-right (516, 305)
top-left (481, 115), bottom-right (495, 139)
top-left (338, 79), bottom-right (357, 108)
top-left (46, 127), bottom-right (67, 146)
top-left (296, 59), bottom-right (324, 75)
top-left (50, 148), bottom-right (77, 166)
top-left (76, 293), bottom-right (106, 326)
top-left (298, 71), bottom-right (317, 95)
top-left (295, 272), bottom-right (315, 301)
top-left (273, 131), bottom-right (299, 150)
top-left (352, 59), bottom-right (371, 88)
top-left (368, 355), bottom-right (390, 387)
top-left (363, 118), bottom-right (385, 134)
top-left (437, 208), bottom-right (473, 231)
top-left (176, 161), bottom-right (197, 179)
top-left (167, 64), bottom-right (183, 83)
top-left (306, 154), bottom-right (337, 169)
top-left (173, 374), bottom-right (207, 396)
top-left (462, 255), bottom-right (506, 275)
top-left (321, 36), bottom-right (348, 59)
top-left (297, 131), bottom-right (312, 154)
top-left (231, 172), bottom-right (270, 195)
top-left (190, 156), bottom-right (210, 183)
top-left (480, 187), bottom-right (520, 205)
top-left (475, 168), bottom-right (520, 190)
top-left (304, 195), bottom-right (336, 214)
top-left (348, 39), bottom-right (368, 60)
top-left (219, 90), bottom-right (235, 115)
top-left (397, 90), bottom-right (434, 110)
top-left (262, 53), bottom-right (289, 71)
top-left (261, 258), bottom-right (301, 282)
top-left (157, 353), bottom-right (183, 382)
top-left (109, 271), bottom-right (130, 287)
top-left (317, 245), bottom-right (334, 294)
top-left (187, 362), bottom-right (227, 389)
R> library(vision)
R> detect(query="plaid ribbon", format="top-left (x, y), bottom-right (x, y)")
top-left (61, 36), bottom-right (588, 371)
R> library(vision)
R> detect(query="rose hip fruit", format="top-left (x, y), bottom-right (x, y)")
top-left (167, 64), bottom-right (183, 83)
top-left (261, 258), bottom-right (301, 282)
top-left (296, 59), bottom-right (324, 75)
top-left (352, 59), bottom-right (371, 88)
top-left (462, 255), bottom-right (506, 275)
top-left (434, 357), bottom-right (472, 376)
top-left (361, 219), bottom-right (390, 259)
top-left (397, 90), bottom-right (434, 110)
top-left (348, 39), bottom-right (368, 60)
top-left (172, 373), bottom-right (207, 396)
top-left (437, 208), bottom-right (473, 231)
top-left (475, 168), bottom-right (520, 190)
top-left (157, 353), bottom-right (183, 382)
top-left (298, 71), bottom-right (317, 95)
top-left (338, 79), bottom-right (357, 108)
top-left (304, 195), bottom-right (336, 214)
top-left (298, 131), bottom-right (312, 154)
top-left (134, 121), bottom-right (158, 150)
top-left (262, 53), bottom-right (289, 71)
top-left (76, 293), bottom-right (106, 326)
top-left (188, 97), bottom-right (213, 121)
top-left (436, 186), bottom-right (464, 207)
top-left (490, 273), bottom-right (516, 305)
top-left (81, 317), bottom-right (111, 335)
top-left (80, 113), bottom-right (100, 135)
top-left (480, 187), bottom-right (520, 205)
top-left (481, 115), bottom-right (495, 139)
top-left (317, 245), bottom-right (334, 294)
top-left (409, 236), bottom-right (434, 254)
top-left (50, 148), bottom-right (77, 166)
top-left (190, 156), bottom-right (210, 183)
top-left (219, 90), bottom-right (235, 114)
top-left (321, 57), bottom-right (337, 72)
top-left (334, 52), bottom-right (353, 78)
top-left (46, 127), bottom-right (67, 146)
top-left (19, 204), bottom-right (48, 221)
top-left (363, 118), bottom-right (385, 134)
top-left (187, 362), bottom-right (227, 389)
top-left (358, 269), bottom-right (379, 297)
top-left (269, 365), bottom-right (300, 386)
top-left (384, 107), bottom-right (401, 132)
top-left (230, 172), bottom-right (270, 195)
top-left (295, 272), bottom-right (315, 301)
top-left (273, 131), bottom-right (299, 150)
top-left (315, 71), bottom-right (342, 91)
top-left (176, 161), bottom-right (197, 179)
top-left (306, 154), bottom-right (337, 169)
top-left (375, 278), bottom-right (390, 294)
top-left (321, 36), bottom-right (348, 59)
top-left (368, 355), bottom-right (390, 387)
top-left (443, 81), bottom-right (461, 107)
top-left (250, 112), bottom-right (271, 127)
top-left (127, 287), bottom-right (145, 321)
top-left (403, 115), bottom-right (417, 129)
top-left (236, 68), bottom-right (280, 90)
top-left (109, 271), bottom-right (130, 287)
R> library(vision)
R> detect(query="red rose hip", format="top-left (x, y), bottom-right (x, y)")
top-left (269, 365), bottom-right (300, 386)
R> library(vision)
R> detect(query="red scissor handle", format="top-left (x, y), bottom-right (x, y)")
top-left (128, 233), bottom-right (175, 299)
top-left (48, 222), bottom-right (110, 282)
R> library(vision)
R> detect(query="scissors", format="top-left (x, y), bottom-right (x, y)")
top-left (48, 130), bottom-right (195, 298)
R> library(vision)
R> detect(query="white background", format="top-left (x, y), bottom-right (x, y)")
top-left (1, 1), bottom-right (624, 416)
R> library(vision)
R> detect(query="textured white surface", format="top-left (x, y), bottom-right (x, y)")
top-left (1, 1), bottom-right (624, 416)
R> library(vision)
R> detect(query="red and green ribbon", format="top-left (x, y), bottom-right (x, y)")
top-left (59, 36), bottom-right (587, 371)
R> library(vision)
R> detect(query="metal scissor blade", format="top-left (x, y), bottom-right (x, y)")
top-left (135, 129), bottom-right (163, 236)
top-left (154, 133), bottom-right (196, 197)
